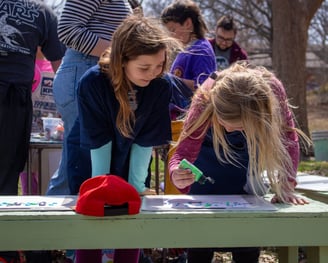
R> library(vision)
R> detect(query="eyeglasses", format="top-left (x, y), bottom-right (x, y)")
top-left (216, 35), bottom-right (234, 44)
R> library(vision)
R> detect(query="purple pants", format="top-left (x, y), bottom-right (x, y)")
top-left (75, 249), bottom-right (140, 263)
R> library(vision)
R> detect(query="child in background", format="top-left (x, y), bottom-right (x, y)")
top-left (71, 13), bottom-right (182, 263)
top-left (169, 62), bottom-right (310, 263)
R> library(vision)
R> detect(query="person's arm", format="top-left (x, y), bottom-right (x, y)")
top-left (169, 126), bottom-right (205, 193)
top-left (169, 75), bottom-right (216, 193)
top-left (90, 142), bottom-right (112, 177)
top-left (37, 47), bottom-right (61, 73)
top-left (89, 39), bottom-right (111, 57)
top-left (57, 0), bottom-right (106, 55)
top-left (128, 144), bottom-right (152, 193)
top-left (40, 7), bottom-right (66, 63)
top-left (169, 101), bottom-right (209, 193)
top-left (269, 77), bottom-right (309, 205)
top-left (180, 78), bottom-right (195, 92)
top-left (57, 0), bottom-right (130, 56)
top-left (189, 40), bottom-right (217, 88)
top-left (271, 77), bottom-right (300, 182)
top-left (50, 59), bottom-right (62, 73)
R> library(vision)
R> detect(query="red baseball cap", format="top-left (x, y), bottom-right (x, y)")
top-left (76, 175), bottom-right (141, 216)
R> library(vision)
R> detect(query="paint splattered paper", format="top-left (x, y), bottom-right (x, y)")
top-left (0, 195), bottom-right (76, 211)
top-left (141, 195), bottom-right (277, 211)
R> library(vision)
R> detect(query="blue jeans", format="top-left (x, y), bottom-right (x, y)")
top-left (46, 49), bottom-right (98, 195)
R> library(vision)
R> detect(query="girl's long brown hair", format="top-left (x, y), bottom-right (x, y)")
top-left (98, 14), bottom-right (182, 137)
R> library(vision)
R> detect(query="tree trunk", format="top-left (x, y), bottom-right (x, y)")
top-left (272, 0), bottom-right (323, 156)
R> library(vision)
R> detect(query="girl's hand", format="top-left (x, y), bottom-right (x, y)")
top-left (171, 166), bottom-right (195, 189)
top-left (271, 193), bottom-right (309, 205)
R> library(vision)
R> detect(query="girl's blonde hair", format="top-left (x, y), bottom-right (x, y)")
top-left (176, 62), bottom-right (310, 202)
top-left (98, 14), bottom-right (182, 137)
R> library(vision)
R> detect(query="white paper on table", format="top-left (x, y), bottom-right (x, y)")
top-left (296, 175), bottom-right (328, 191)
top-left (0, 195), bottom-right (76, 211)
top-left (141, 195), bottom-right (277, 211)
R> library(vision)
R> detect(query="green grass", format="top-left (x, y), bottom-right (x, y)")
top-left (298, 160), bottom-right (328, 176)
top-left (150, 157), bottom-right (165, 172)
top-left (150, 157), bottom-right (165, 190)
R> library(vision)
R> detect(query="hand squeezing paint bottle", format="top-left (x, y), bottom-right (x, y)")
top-left (179, 159), bottom-right (215, 185)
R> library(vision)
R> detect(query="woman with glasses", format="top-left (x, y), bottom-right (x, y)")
top-left (161, 0), bottom-right (216, 91)
top-left (160, 0), bottom-right (216, 120)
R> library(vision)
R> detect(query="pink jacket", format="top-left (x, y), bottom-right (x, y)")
top-left (169, 74), bottom-right (299, 193)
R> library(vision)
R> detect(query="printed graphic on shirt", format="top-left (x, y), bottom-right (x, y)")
top-left (0, 1), bottom-right (41, 56)
top-left (128, 89), bottom-right (138, 111)
top-left (216, 55), bottom-right (230, 71)
top-left (172, 67), bottom-right (183, 78)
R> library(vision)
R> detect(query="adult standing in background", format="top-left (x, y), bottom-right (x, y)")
top-left (47, 0), bottom-right (132, 195)
top-left (208, 15), bottom-right (248, 71)
top-left (0, 0), bottom-right (65, 195)
top-left (0, 1), bottom-right (65, 261)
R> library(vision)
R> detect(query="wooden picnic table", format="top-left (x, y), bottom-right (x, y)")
top-left (0, 195), bottom-right (327, 263)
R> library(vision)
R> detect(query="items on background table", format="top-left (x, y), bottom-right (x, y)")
top-left (31, 57), bottom-right (61, 133)
top-left (42, 117), bottom-right (64, 141)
